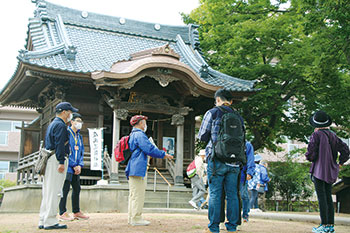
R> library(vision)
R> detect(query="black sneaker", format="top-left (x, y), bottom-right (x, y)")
top-left (44, 224), bottom-right (67, 230)
top-left (38, 225), bottom-right (44, 229)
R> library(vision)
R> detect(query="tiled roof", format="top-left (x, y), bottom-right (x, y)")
top-left (16, 0), bottom-right (256, 92)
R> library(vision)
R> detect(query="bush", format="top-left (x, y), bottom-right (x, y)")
top-left (339, 165), bottom-right (350, 178)
top-left (266, 158), bottom-right (314, 211)
top-left (0, 179), bottom-right (16, 200)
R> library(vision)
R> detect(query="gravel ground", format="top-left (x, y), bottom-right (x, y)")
top-left (0, 212), bottom-right (349, 233)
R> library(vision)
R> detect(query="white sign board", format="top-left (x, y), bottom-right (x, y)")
top-left (88, 128), bottom-right (103, 171)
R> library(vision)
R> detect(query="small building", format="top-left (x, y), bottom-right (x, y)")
top-left (0, 106), bottom-right (38, 181)
top-left (0, 0), bottom-right (256, 186)
top-left (332, 177), bottom-right (350, 214)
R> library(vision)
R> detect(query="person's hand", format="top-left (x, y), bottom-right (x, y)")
top-left (74, 166), bottom-right (81, 175)
top-left (246, 174), bottom-right (252, 180)
top-left (257, 184), bottom-right (260, 189)
top-left (58, 164), bottom-right (65, 173)
top-left (164, 153), bottom-right (173, 160)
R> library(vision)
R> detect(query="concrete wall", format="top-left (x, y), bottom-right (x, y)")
top-left (0, 184), bottom-right (129, 213)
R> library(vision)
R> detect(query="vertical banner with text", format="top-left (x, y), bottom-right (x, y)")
top-left (88, 128), bottom-right (103, 171)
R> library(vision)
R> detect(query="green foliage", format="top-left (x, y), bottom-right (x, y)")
top-left (183, 0), bottom-right (350, 151)
top-left (0, 179), bottom-right (16, 200)
top-left (266, 159), bottom-right (313, 209)
top-left (339, 165), bottom-right (350, 178)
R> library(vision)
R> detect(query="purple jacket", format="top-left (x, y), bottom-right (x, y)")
top-left (305, 129), bottom-right (349, 184)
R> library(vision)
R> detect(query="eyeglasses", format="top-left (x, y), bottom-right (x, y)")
top-left (75, 120), bottom-right (83, 123)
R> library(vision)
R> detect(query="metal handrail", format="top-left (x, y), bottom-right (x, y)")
top-left (153, 167), bottom-right (172, 208)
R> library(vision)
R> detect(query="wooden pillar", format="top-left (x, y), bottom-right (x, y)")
top-left (156, 121), bottom-right (163, 167)
top-left (172, 114), bottom-right (185, 186)
top-left (110, 109), bottom-right (128, 184)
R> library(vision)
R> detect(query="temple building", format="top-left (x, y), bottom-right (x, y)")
top-left (0, 0), bottom-right (256, 188)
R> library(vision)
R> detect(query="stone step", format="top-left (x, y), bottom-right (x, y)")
top-left (143, 202), bottom-right (192, 209)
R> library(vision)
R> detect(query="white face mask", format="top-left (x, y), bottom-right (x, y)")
top-left (75, 122), bottom-right (82, 130)
top-left (67, 113), bottom-right (73, 122)
top-left (143, 124), bottom-right (147, 133)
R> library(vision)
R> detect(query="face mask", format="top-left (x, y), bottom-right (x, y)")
top-left (67, 113), bottom-right (73, 122)
top-left (75, 122), bottom-right (82, 130)
top-left (143, 124), bottom-right (147, 133)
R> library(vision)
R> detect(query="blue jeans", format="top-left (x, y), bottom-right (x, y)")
top-left (240, 182), bottom-right (250, 218)
top-left (207, 159), bottom-right (240, 232)
top-left (249, 189), bottom-right (259, 209)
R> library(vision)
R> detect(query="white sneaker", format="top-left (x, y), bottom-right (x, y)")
top-left (188, 200), bottom-right (198, 209)
top-left (130, 220), bottom-right (150, 226)
top-left (219, 222), bottom-right (225, 230)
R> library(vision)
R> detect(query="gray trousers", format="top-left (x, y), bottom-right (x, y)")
top-left (39, 155), bottom-right (67, 227)
top-left (190, 175), bottom-right (206, 204)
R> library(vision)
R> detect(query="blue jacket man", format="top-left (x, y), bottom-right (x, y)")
top-left (66, 127), bottom-right (84, 175)
top-left (240, 141), bottom-right (255, 222)
top-left (259, 162), bottom-right (270, 192)
top-left (126, 115), bottom-right (173, 226)
top-left (198, 88), bottom-right (244, 233)
top-left (59, 113), bottom-right (89, 221)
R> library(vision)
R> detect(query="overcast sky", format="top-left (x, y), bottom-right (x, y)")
top-left (0, 0), bottom-right (200, 91)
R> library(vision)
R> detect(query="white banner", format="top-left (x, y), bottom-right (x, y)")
top-left (88, 128), bottom-right (103, 171)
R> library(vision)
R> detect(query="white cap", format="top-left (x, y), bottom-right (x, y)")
top-left (199, 149), bottom-right (206, 156)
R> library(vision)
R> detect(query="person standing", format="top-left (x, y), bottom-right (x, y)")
top-left (59, 113), bottom-right (89, 221)
top-left (248, 154), bottom-right (262, 211)
top-left (188, 149), bottom-right (207, 209)
top-left (306, 111), bottom-right (349, 233)
top-left (259, 161), bottom-right (270, 211)
top-left (240, 141), bottom-right (255, 222)
top-left (126, 115), bottom-right (173, 226)
top-left (218, 141), bottom-right (255, 231)
top-left (198, 88), bottom-right (245, 233)
top-left (38, 102), bottom-right (78, 230)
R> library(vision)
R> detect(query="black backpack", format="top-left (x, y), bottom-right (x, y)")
top-left (214, 106), bottom-right (246, 165)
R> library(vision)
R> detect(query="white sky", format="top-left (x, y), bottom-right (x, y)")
top-left (0, 0), bottom-right (200, 91)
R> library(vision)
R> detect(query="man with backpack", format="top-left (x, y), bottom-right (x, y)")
top-left (198, 88), bottom-right (245, 233)
top-left (126, 115), bottom-right (173, 226)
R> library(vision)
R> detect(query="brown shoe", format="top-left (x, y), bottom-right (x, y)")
top-left (73, 211), bottom-right (89, 220)
top-left (58, 212), bottom-right (74, 221)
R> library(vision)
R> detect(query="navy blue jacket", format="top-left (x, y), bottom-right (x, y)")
top-left (45, 117), bottom-right (69, 164)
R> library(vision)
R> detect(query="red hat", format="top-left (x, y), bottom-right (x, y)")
top-left (130, 115), bottom-right (148, 126)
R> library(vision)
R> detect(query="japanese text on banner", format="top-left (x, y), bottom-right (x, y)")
top-left (88, 128), bottom-right (103, 171)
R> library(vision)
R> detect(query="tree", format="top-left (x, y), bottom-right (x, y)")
top-left (183, 0), bottom-right (350, 151)
top-left (267, 157), bottom-right (314, 210)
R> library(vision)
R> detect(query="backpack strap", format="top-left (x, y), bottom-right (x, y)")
top-left (320, 130), bottom-right (337, 163)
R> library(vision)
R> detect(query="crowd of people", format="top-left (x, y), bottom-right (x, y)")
top-left (194, 89), bottom-right (349, 233)
top-left (37, 89), bottom-right (349, 233)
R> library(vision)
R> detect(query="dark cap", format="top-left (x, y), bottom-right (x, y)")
top-left (72, 113), bottom-right (82, 120)
top-left (55, 102), bottom-right (78, 113)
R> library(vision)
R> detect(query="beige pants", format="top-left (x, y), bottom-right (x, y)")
top-left (39, 155), bottom-right (67, 227)
top-left (128, 175), bottom-right (147, 223)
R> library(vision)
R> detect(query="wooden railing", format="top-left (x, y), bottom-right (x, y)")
top-left (16, 150), bottom-right (112, 185)
top-left (17, 151), bottom-right (41, 185)
top-left (165, 159), bottom-right (176, 181)
top-left (103, 150), bottom-right (111, 178)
